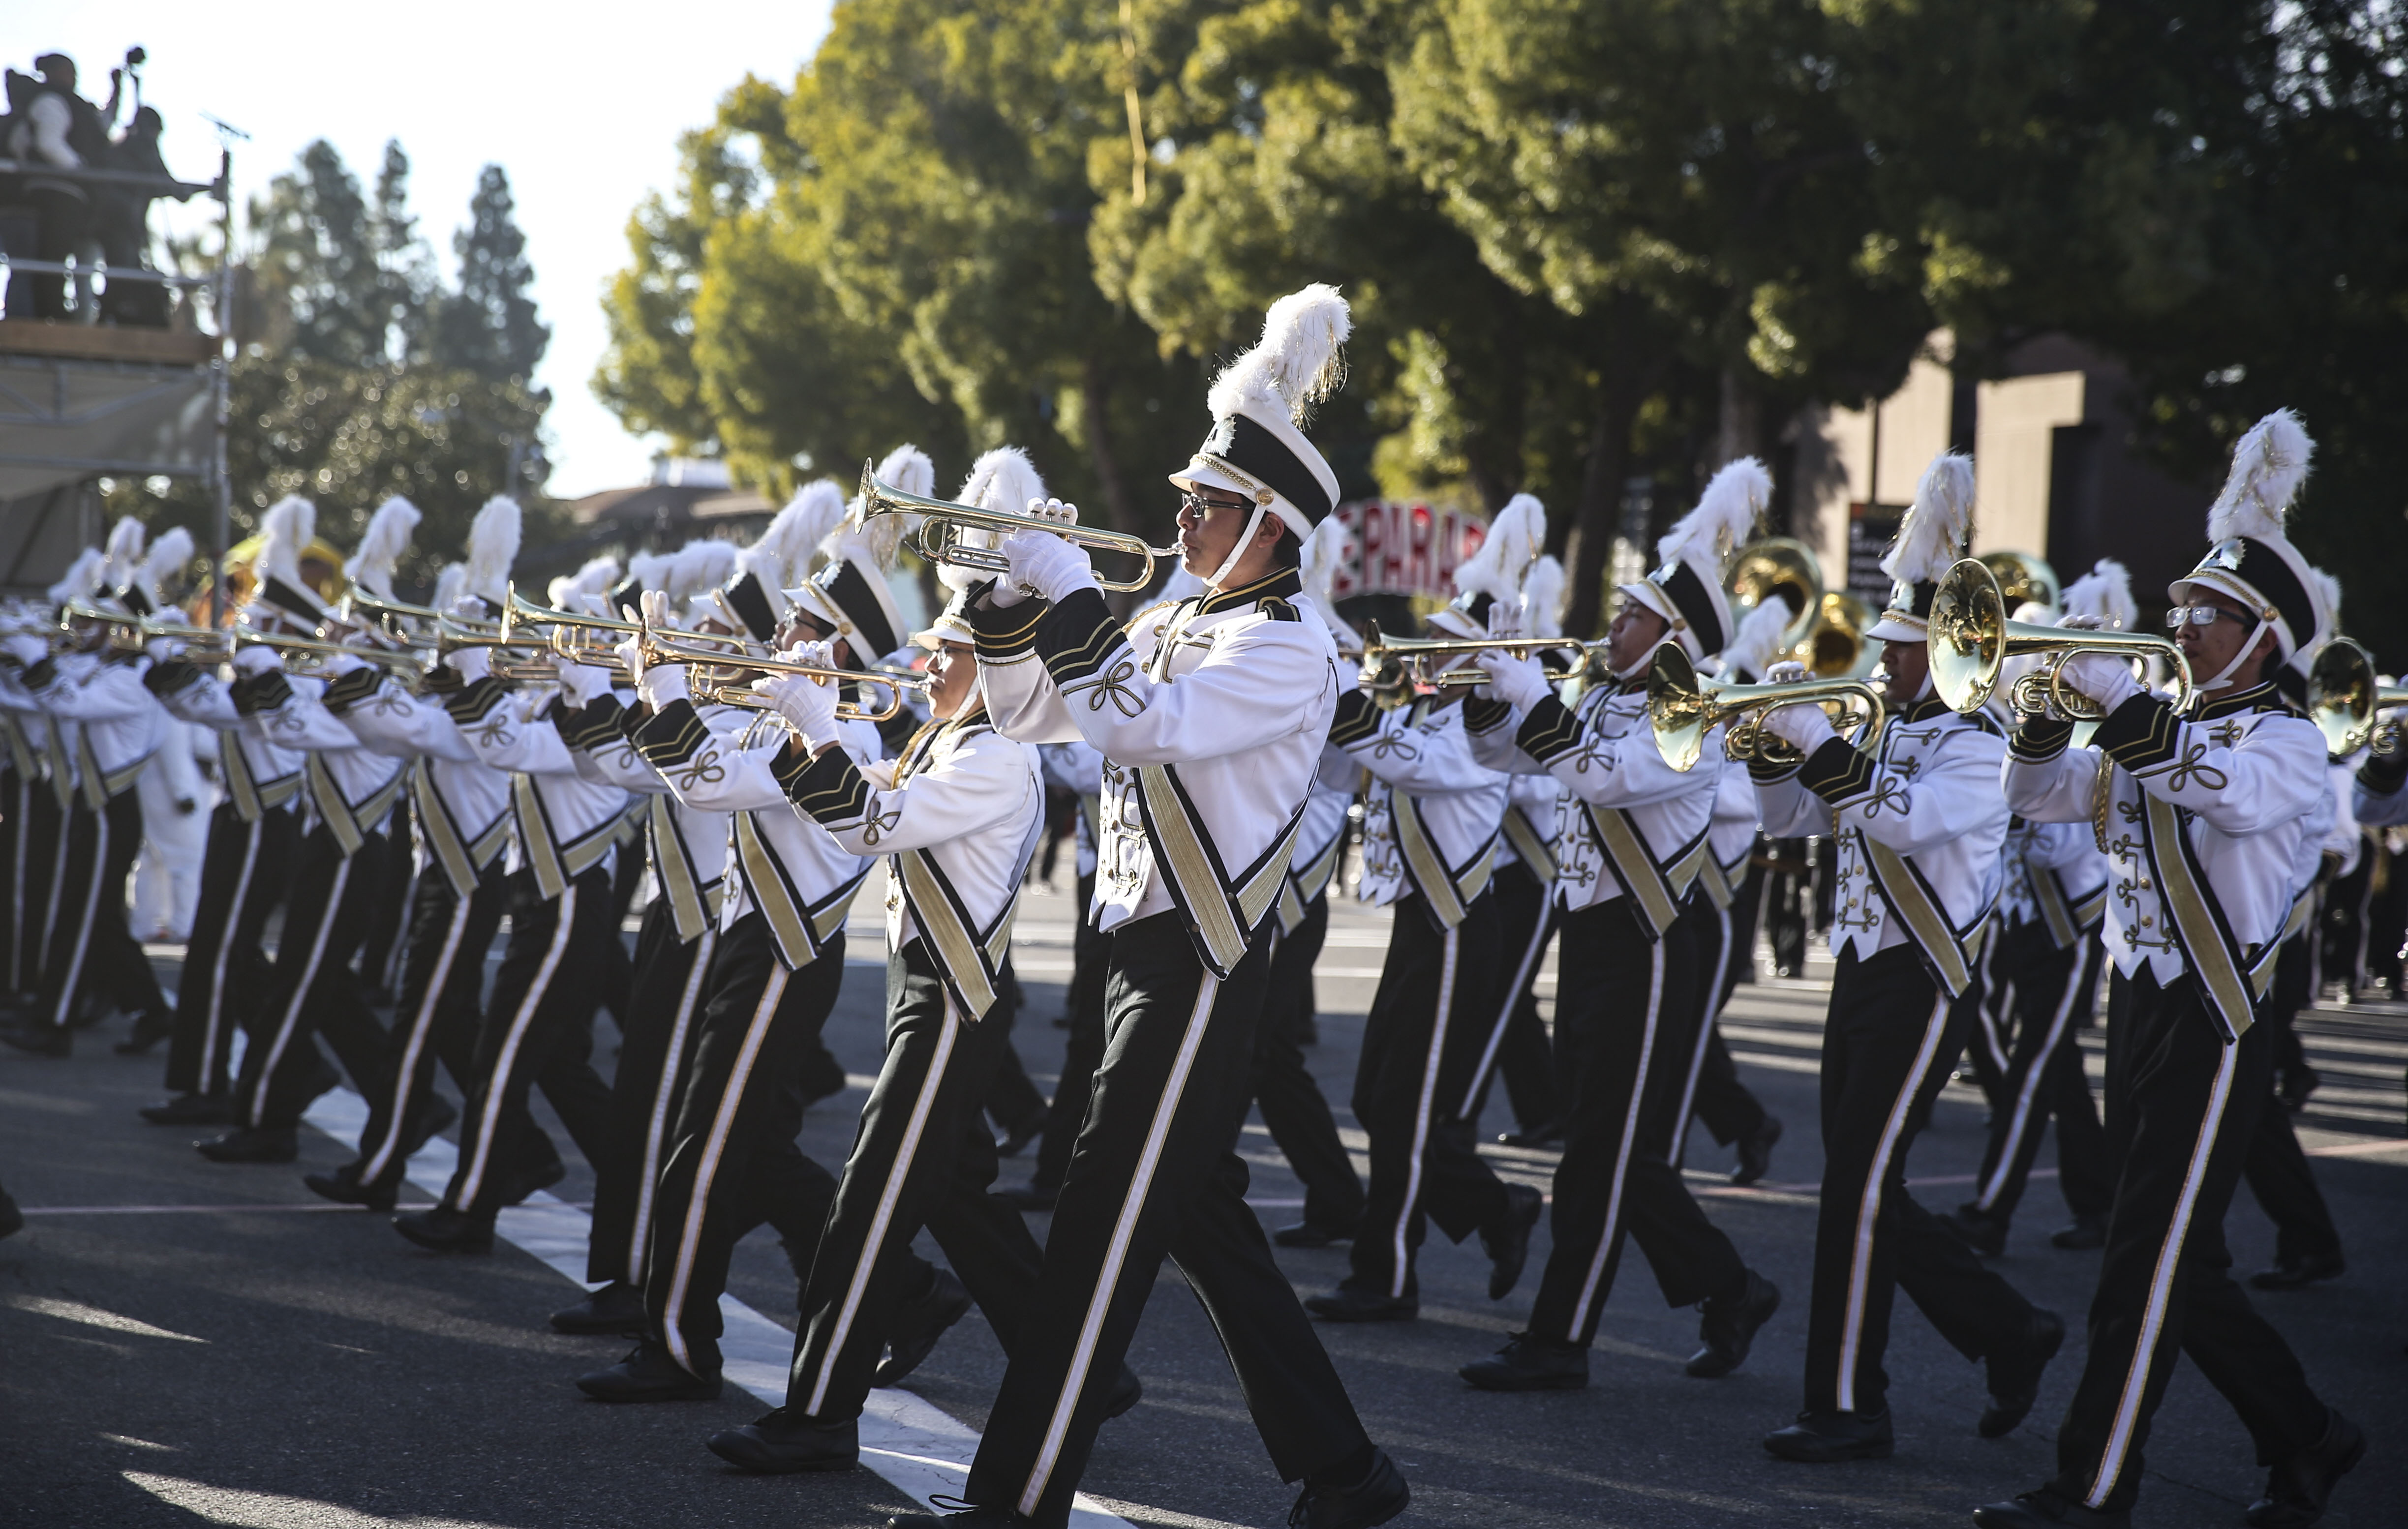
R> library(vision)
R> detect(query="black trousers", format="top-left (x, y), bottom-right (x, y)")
top-left (2321, 849), bottom-right (2374, 997)
top-left (2365, 838), bottom-right (2404, 995)
top-left (1803, 944), bottom-right (2034, 1416)
top-left (2242, 936), bottom-right (2343, 1265)
top-left (164, 803), bottom-right (298, 1098)
top-left (1765, 837), bottom-right (1812, 977)
top-left (1032, 870), bottom-right (1110, 1192)
top-left (14, 779), bottom-right (68, 998)
top-left (35, 790), bottom-right (169, 1030)
top-left (1463, 861), bottom-right (1563, 1136)
top-left (1963, 921), bottom-right (2016, 1110)
top-left (1251, 891), bottom-right (1364, 1234)
top-left (1966, 925), bottom-right (2112, 1224)
top-left (643, 913), bottom-right (846, 1379)
top-left (786, 939), bottom-right (1049, 1421)
top-left (439, 866), bottom-right (616, 1215)
top-left (1670, 891), bottom-right (1769, 1161)
top-left (352, 860), bottom-right (510, 1196)
top-left (0, 765), bottom-right (57, 997)
top-left (1343, 890), bottom-right (1509, 1300)
top-left (1528, 899), bottom-right (1746, 1344)
top-left (964, 911), bottom-right (1370, 1529)
top-left (354, 794), bottom-right (417, 997)
top-left (236, 824), bottom-right (394, 1130)
top-left (2046, 966), bottom-right (2331, 1514)
top-left (586, 899), bottom-right (716, 1286)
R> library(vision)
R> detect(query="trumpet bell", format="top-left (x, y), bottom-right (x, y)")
top-left (1646, 643), bottom-right (1887, 773)
top-left (1647, 645), bottom-right (1714, 774)
top-left (1728, 538), bottom-right (1824, 651)
top-left (1929, 558), bottom-right (2190, 719)
top-left (2307, 636), bottom-right (2407, 755)
top-left (857, 460), bottom-right (1172, 595)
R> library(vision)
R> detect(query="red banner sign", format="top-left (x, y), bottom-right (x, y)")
top-left (1330, 502), bottom-right (1487, 601)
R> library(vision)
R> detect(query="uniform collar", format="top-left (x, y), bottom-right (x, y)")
top-left (1898, 695), bottom-right (1955, 725)
top-left (2191, 681), bottom-right (2283, 720)
top-left (1196, 567), bottom-right (1302, 615)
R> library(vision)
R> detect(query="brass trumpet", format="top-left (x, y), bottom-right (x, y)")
top-left (58, 600), bottom-right (150, 654)
top-left (1646, 644), bottom-right (1885, 773)
top-left (502, 586), bottom-right (640, 673)
top-left (855, 459), bottom-right (1177, 594)
top-left (638, 619), bottom-right (922, 723)
top-left (1928, 558), bottom-right (2190, 719)
top-left (340, 589), bottom-right (490, 650)
top-left (232, 627), bottom-right (430, 680)
top-left (1356, 624), bottom-right (1593, 711)
top-left (2308, 636), bottom-right (2406, 757)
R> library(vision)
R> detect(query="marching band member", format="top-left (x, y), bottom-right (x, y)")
top-left (1, 554), bottom-right (105, 1024)
top-left (1748, 453), bottom-right (2058, 1462)
top-left (199, 500), bottom-right (409, 1162)
top-left (1976, 410), bottom-right (2361, 1529)
top-left (1458, 460), bottom-right (1780, 1393)
top-left (1304, 499), bottom-right (1532, 1323)
top-left (939, 285), bottom-right (1404, 1529)
top-left (0, 602), bottom-right (53, 1012)
top-left (1947, 563), bottom-right (2126, 1258)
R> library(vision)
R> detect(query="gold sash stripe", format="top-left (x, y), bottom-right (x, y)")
top-left (1585, 803), bottom-right (1700, 942)
top-left (412, 759), bottom-right (508, 899)
top-left (647, 794), bottom-right (718, 942)
top-left (896, 843), bottom-right (1021, 1021)
top-left (1392, 791), bottom-right (1494, 930)
top-left (512, 775), bottom-right (619, 900)
top-left (0, 711), bottom-right (36, 783)
top-left (1134, 761), bottom-right (1306, 978)
top-left (309, 753), bottom-right (406, 858)
top-left (2030, 866), bottom-right (2107, 950)
top-left (42, 718), bottom-right (74, 809)
top-left (734, 809), bottom-right (865, 969)
top-left (74, 728), bottom-right (150, 809)
top-left (1500, 804), bottom-right (1558, 886)
top-left (1860, 834), bottom-right (1984, 997)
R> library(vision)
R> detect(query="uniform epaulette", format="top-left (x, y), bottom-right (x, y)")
top-left (1034, 587), bottom-right (1128, 688)
top-left (229, 668), bottom-right (293, 717)
top-left (1515, 694), bottom-right (1584, 765)
top-left (1958, 707), bottom-right (2004, 737)
top-left (633, 697), bottom-right (713, 768)
top-left (1797, 735), bottom-right (1877, 803)
top-left (1255, 595), bottom-right (1299, 622)
top-left (320, 665), bottom-right (383, 716)
top-left (2011, 717), bottom-right (2076, 763)
top-left (442, 674), bottom-right (510, 727)
top-left (781, 742), bottom-right (872, 825)
top-left (554, 695), bottom-right (624, 752)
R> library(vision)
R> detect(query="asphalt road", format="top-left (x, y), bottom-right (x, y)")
top-left (3, 867), bottom-right (2402, 1529)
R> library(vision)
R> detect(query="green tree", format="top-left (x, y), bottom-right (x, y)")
top-left (432, 165), bottom-right (550, 387)
top-left (371, 141), bottom-right (438, 363)
top-left (250, 140), bottom-right (392, 366)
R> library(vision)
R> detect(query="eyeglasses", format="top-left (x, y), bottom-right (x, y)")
top-left (1179, 490), bottom-right (1248, 519)
top-left (2164, 605), bottom-right (2249, 630)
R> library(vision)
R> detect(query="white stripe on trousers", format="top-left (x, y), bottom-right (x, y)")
top-left (1670, 901), bottom-right (1736, 1166)
top-left (1387, 924), bottom-right (1461, 1298)
top-left (1020, 970), bottom-right (1219, 1519)
top-left (628, 927), bottom-right (715, 1285)
top-left (7, 774), bottom-right (26, 991)
top-left (197, 817), bottom-right (265, 1088)
top-left (1458, 895), bottom-right (1551, 1120)
top-left (801, 990), bottom-right (960, 1414)
top-left (48, 807), bottom-right (109, 1028)
top-left (2085, 1036), bottom-right (2239, 1508)
top-left (453, 884), bottom-right (579, 1211)
top-left (1835, 986), bottom-right (1952, 1413)
top-left (359, 891), bottom-right (474, 1183)
top-left (660, 961), bottom-right (788, 1377)
top-left (247, 853), bottom-right (355, 1123)
top-left (1975, 941), bottom-right (2093, 1212)
top-left (38, 792), bottom-right (68, 975)
top-left (1974, 935), bottom-right (2013, 1077)
top-left (1564, 933), bottom-right (1666, 1340)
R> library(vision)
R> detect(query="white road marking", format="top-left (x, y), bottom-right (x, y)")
top-left (5, 1293), bottom-right (207, 1343)
top-left (123, 1470), bottom-right (509, 1528)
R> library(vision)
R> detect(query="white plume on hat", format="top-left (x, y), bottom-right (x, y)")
top-left (258, 496), bottom-right (317, 591)
top-left (102, 516), bottom-right (147, 591)
top-left (2060, 559), bottom-right (2137, 631)
top-left (547, 555), bottom-right (622, 612)
top-left (141, 527), bottom-right (195, 606)
top-left (430, 563), bottom-right (468, 612)
top-left (1723, 596), bottom-right (1796, 682)
top-left (345, 496), bottom-right (422, 599)
top-left (2307, 566), bottom-right (2343, 634)
top-left (1658, 458), bottom-right (1768, 572)
top-left (875, 443), bottom-right (936, 502)
top-left (464, 496), bottom-right (522, 607)
top-left (1880, 452), bottom-right (1977, 588)
top-left (1522, 553), bottom-right (1566, 639)
top-left (48, 547), bottom-right (106, 606)
top-left (1209, 284), bottom-right (1351, 428)
top-left (2207, 409), bottom-right (2312, 542)
top-left (1454, 494), bottom-right (1545, 606)
top-left (666, 539), bottom-right (737, 605)
top-left (623, 551), bottom-right (672, 594)
top-left (743, 481), bottom-right (847, 592)
top-left (940, 448), bottom-right (1047, 595)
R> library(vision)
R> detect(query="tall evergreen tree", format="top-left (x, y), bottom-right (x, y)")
top-left (433, 165), bottom-right (550, 387)
top-left (370, 140), bottom-right (437, 363)
top-left (250, 140), bottom-right (391, 366)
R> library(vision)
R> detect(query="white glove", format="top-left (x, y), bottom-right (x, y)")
top-left (144, 636), bottom-right (184, 663)
top-left (2057, 613), bottom-right (2105, 633)
top-left (1000, 516), bottom-right (1097, 604)
top-left (1763, 660), bottom-right (1808, 686)
top-left (640, 589), bottom-right (674, 630)
top-left (758, 671), bottom-right (836, 743)
top-left (613, 635), bottom-right (647, 684)
top-left (4, 633), bottom-right (49, 667)
top-left (1485, 601), bottom-right (1530, 640)
top-left (636, 657), bottom-right (689, 711)
top-left (1761, 699), bottom-right (1838, 753)
top-left (232, 644), bottom-right (282, 677)
top-left (1477, 648), bottom-right (1552, 711)
top-left (319, 650), bottom-right (368, 678)
top-left (2058, 651), bottom-right (2141, 712)
top-left (557, 661), bottom-right (613, 706)
top-left (443, 644), bottom-right (491, 683)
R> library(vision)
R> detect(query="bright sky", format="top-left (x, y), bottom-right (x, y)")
top-left (1, 2), bottom-right (838, 498)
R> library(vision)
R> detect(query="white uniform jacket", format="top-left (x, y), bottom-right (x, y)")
top-left (28, 652), bottom-right (162, 806)
top-left (787, 710), bottom-right (1043, 1019)
top-left (1326, 692), bottom-right (1504, 927)
top-left (1757, 696), bottom-right (2010, 997)
top-left (231, 662), bottom-right (407, 855)
top-left (143, 656), bottom-right (305, 821)
top-left (2356, 746), bottom-right (2408, 828)
top-left (0, 657), bottom-right (72, 805)
top-left (1698, 758), bottom-right (1761, 912)
top-left (326, 666), bottom-right (514, 898)
top-left (972, 570), bottom-right (1339, 979)
top-left (2000, 815), bottom-right (2110, 950)
top-left (1462, 676), bottom-right (1717, 940)
top-left (1039, 739), bottom-right (1105, 881)
top-left (1494, 770), bottom-right (1562, 889)
top-left (442, 676), bottom-right (631, 896)
top-left (576, 693), bottom-right (732, 945)
top-left (2002, 680), bottom-right (2321, 1040)
top-left (632, 696), bottom-right (875, 970)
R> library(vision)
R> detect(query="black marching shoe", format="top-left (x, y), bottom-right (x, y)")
top-left (577, 1338), bottom-right (722, 1402)
top-left (1273, 1220), bottom-right (1355, 1249)
top-left (875, 1267), bottom-right (972, 1386)
top-left (303, 1162), bottom-right (397, 1212)
top-left (1460, 1331), bottom-right (1586, 1391)
top-left (2249, 1250), bottom-right (2345, 1291)
top-left (114, 1008), bottom-right (177, 1056)
top-left (1970, 1489), bottom-right (2130, 1528)
top-left (392, 1205), bottom-right (495, 1254)
top-left (1687, 1270), bottom-right (1780, 1378)
top-left (140, 1091), bottom-right (231, 1126)
top-left (1763, 1409), bottom-right (1893, 1462)
top-left (551, 1280), bottom-right (649, 1337)
top-left (195, 1126), bottom-right (297, 1164)
top-left (0, 1021), bottom-right (68, 1057)
top-left (1980, 1307), bottom-right (2065, 1438)
top-left (1947, 1203), bottom-right (2009, 1258)
top-left (1289, 1447), bottom-right (1409, 1529)
top-left (2247, 1407), bottom-right (2364, 1529)
top-left (1305, 1286), bottom-right (1418, 1323)
top-left (706, 1407), bottom-right (859, 1474)
top-left (1732, 1114), bottom-right (1783, 1186)
top-left (1482, 1182), bottom-right (1543, 1300)
top-left (2049, 1214), bottom-right (2107, 1250)
top-left (993, 1179), bottom-right (1059, 1212)
top-left (886, 1506), bottom-right (1027, 1529)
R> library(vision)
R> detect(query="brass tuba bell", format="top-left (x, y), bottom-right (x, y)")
top-left (2307, 636), bottom-right (2407, 757)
